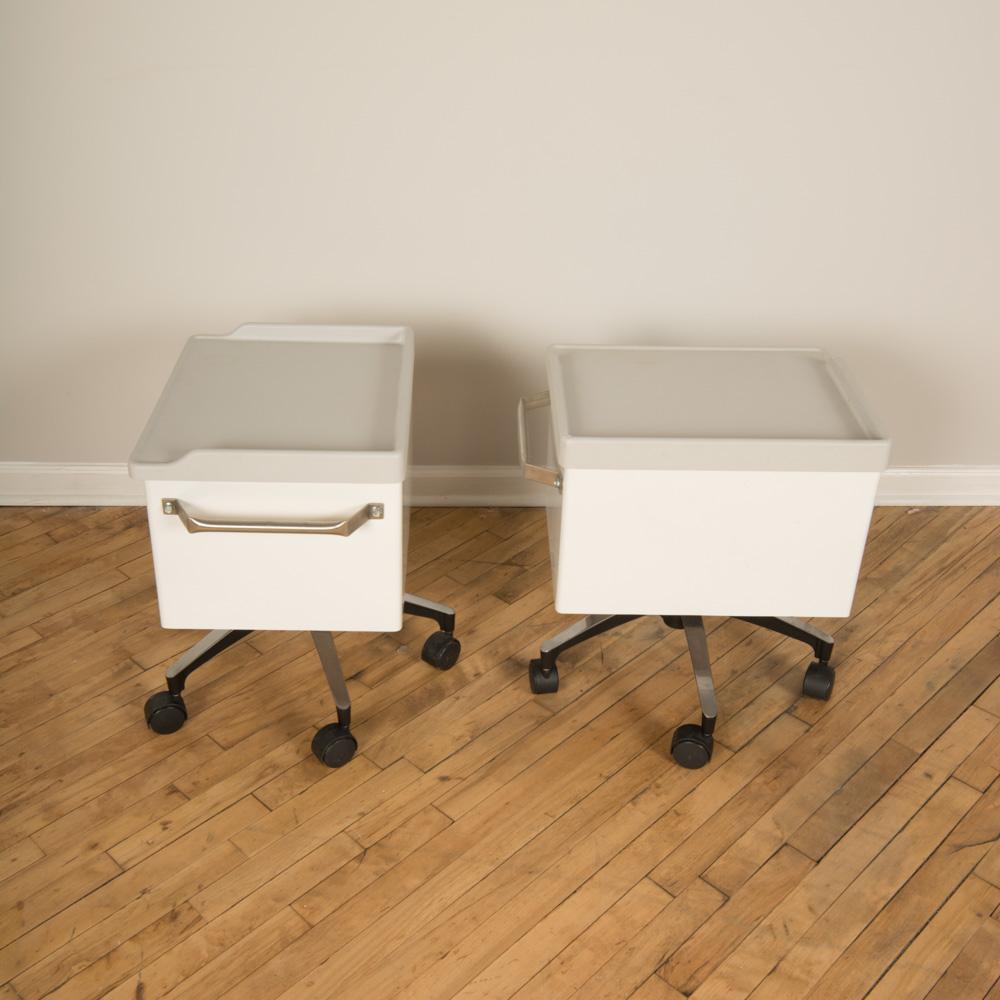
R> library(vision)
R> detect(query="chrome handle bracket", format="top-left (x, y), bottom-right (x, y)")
top-left (517, 391), bottom-right (562, 490)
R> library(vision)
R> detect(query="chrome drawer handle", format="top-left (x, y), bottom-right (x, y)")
top-left (517, 391), bottom-right (562, 490)
top-left (161, 499), bottom-right (384, 536)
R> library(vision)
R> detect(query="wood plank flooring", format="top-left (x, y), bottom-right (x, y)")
top-left (0, 504), bottom-right (998, 999)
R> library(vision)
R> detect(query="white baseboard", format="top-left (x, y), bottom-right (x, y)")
top-left (0, 461), bottom-right (998, 507)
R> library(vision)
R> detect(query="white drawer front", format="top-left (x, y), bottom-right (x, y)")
top-left (145, 480), bottom-right (404, 631)
top-left (553, 469), bottom-right (878, 618)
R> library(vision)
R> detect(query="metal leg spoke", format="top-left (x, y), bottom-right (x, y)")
top-left (311, 631), bottom-right (351, 727)
top-left (679, 616), bottom-right (717, 734)
top-left (165, 629), bottom-right (251, 695)
top-left (403, 592), bottom-right (456, 633)
top-left (737, 616), bottom-right (834, 662)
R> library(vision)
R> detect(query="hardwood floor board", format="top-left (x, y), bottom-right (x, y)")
top-left (0, 796), bottom-right (258, 987)
top-left (660, 844), bottom-right (813, 994)
top-left (567, 880), bottom-right (724, 1000)
top-left (716, 510), bottom-right (997, 753)
top-left (292, 804), bottom-right (452, 926)
top-left (314, 718), bottom-right (798, 1000)
top-left (9, 843), bottom-right (241, 1000)
top-left (0, 838), bottom-right (44, 883)
top-left (787, 738), bottom-right (918, 861)
top-left (189, 826), bottom-right (363, 924)
top-left (0, 627), bottom-right (41, 661)
top-left (808, 772), bottom-right (1000, 999)
top-left (102, 820), bottom-right (378, 1000)
top-left (232, 673), bottom-right (732, 999)
top-left (508, 879), bottom-right (674, 1000)
top-left (0, 850), bottom-right (122, 951)
top-left (977, 675), bottom-right (1000, 717)
top-left (42, 505), bottom-right (136, 544)
top-left (1, 506), bottom-right (998, 1000)
top-left (0, 719), bottom-right (197, 850)
top-left (867, 875), bottom-right (1000, 1000)
top-left (895, 632), bottom-right (1000, 754)
top-left (0, 522), bottom-right (147, 607)
top-left (106, 739), bottom-right (304, 869)
top-left (169, 717), bottom-right (314, 800)
top-left (227, 758), bottom-right (418, 861)
top-left (361, 591), bottom-right (584, 768)
top-left (157, 907), bottom-right (310, 1000)
top-left (0, 729), bottom-right (212, 852)
top-left (26, 572), bottom-right (155, 642)
top-left (633, 976), bottom-right (687, 1000)
top-left (433, 618), bottom-right (745, 822)
top-left (750, 777), bottom-right (982, 999)
top-left (402, 529), bottom-right (509, 595)
top-left (346, 702), bottom-right (553, 848)
top-left (0, 595), bottom-right (161, 704)
top-left (0, 651), bottom-right (197, 764)
top-left (976, 831), bottom-right (1000, 889)
top-left (27, 736), bottom-right (221, 855)
top-left (924, 916), bottom-right (1000, 999)
top-left (692, 707), bottom-right (997, 999)
top-left (703, 571), bottom-right (1000, 896)
top-left (0, 567), bottom-right (129, 641)
top-left (38, 901), bottom-right (204, 1000)
top-left (855, 506), bottom-right (940, 577)
top-left (0, 511), bottom-right (142, 593)
top-left (445, 523), bottom-right (549, 585)
top-left (350, 585), bottom-right (554, 755)
top-left (954, 724), bottom-right (1000, 792)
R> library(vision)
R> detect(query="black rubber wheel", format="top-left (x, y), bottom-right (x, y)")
top-left (421, 631), bottom-right (461, 670)
top-left (144, 691), bottom-right (187, 734)
top-left (311, 723), bottom-right (358, 768)
top-left (671, 723), bottom-right (714, 769)
top-left (529, 659), bottom-right (559, 694)
top-left (802, 660), bottom-right (835, 701)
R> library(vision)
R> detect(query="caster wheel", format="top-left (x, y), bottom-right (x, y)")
top-left (529, 659), bottom-right (559, 694)
top-left (802, 661), bottom-right (835, 701)
top-left (311, 724), bottom-right (358, 768)
top-left (671, 724), bottom-right (713, 769)
top-left (144, 691), bottom-right (187, 734)
top-left (421, 631), bottom-right (461, 670)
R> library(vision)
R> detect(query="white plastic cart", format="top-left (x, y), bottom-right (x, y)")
top-left (130, 324), bottom-right (461, 767)
top-left (518, 345), bottom-right (890, 768)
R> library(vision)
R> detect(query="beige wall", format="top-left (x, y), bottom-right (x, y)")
top-left (2, 1), bottom-right (998, 469)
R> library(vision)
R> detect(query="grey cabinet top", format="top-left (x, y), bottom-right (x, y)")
top-left (130, 325), bottom-right (413, 483)
top-left (547, 346), bottom-right (890, 472)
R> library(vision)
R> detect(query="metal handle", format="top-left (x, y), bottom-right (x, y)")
top-left (161, 498), bottom-right (384, 536)
top-left (517, 391), bottom-right (562, 490)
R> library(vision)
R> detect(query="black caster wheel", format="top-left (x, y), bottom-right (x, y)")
top-left (311, 723), bottom-right (358, 768)
top-left (802, 660), bottom-right (835, 701)
top-left (529, 659), bottom-right (559, 694)
top-left (671, 724), bottom-right (714, 769)
top-left (421, 631), bottom-right (461, 670)
top-left (144, 691), bottom-right (187, 734)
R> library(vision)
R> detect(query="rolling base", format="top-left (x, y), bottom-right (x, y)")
top-left (528, 613), bottom-right (835, 768)
top-left (143, 593), bottom-right (461, 767)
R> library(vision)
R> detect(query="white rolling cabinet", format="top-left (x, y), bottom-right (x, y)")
top-left (129, 324), bottom-right (462, 768)
top-left (518, 345), bottom-right (890, 769)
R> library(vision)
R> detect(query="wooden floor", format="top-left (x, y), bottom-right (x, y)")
top-left (0, 505), bottom-right (998, 1000)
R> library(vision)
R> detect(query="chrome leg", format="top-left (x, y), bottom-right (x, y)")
top-left (736, 616), bottom-right (834, 662)
top-left (165, 628), bottom-right (251, 696)
top-left (403, 592), bottom-right (456, 633)
top-left (528, 613), bottom-right (642, 693)
top-left (680, 615), bottom-right (717, 734)
top-left (311, 631), bottom-right (351, 727)
top-left (539, 614), bottom-right (642, 668)
top-left (668, 614), bottom-right (719, 768)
